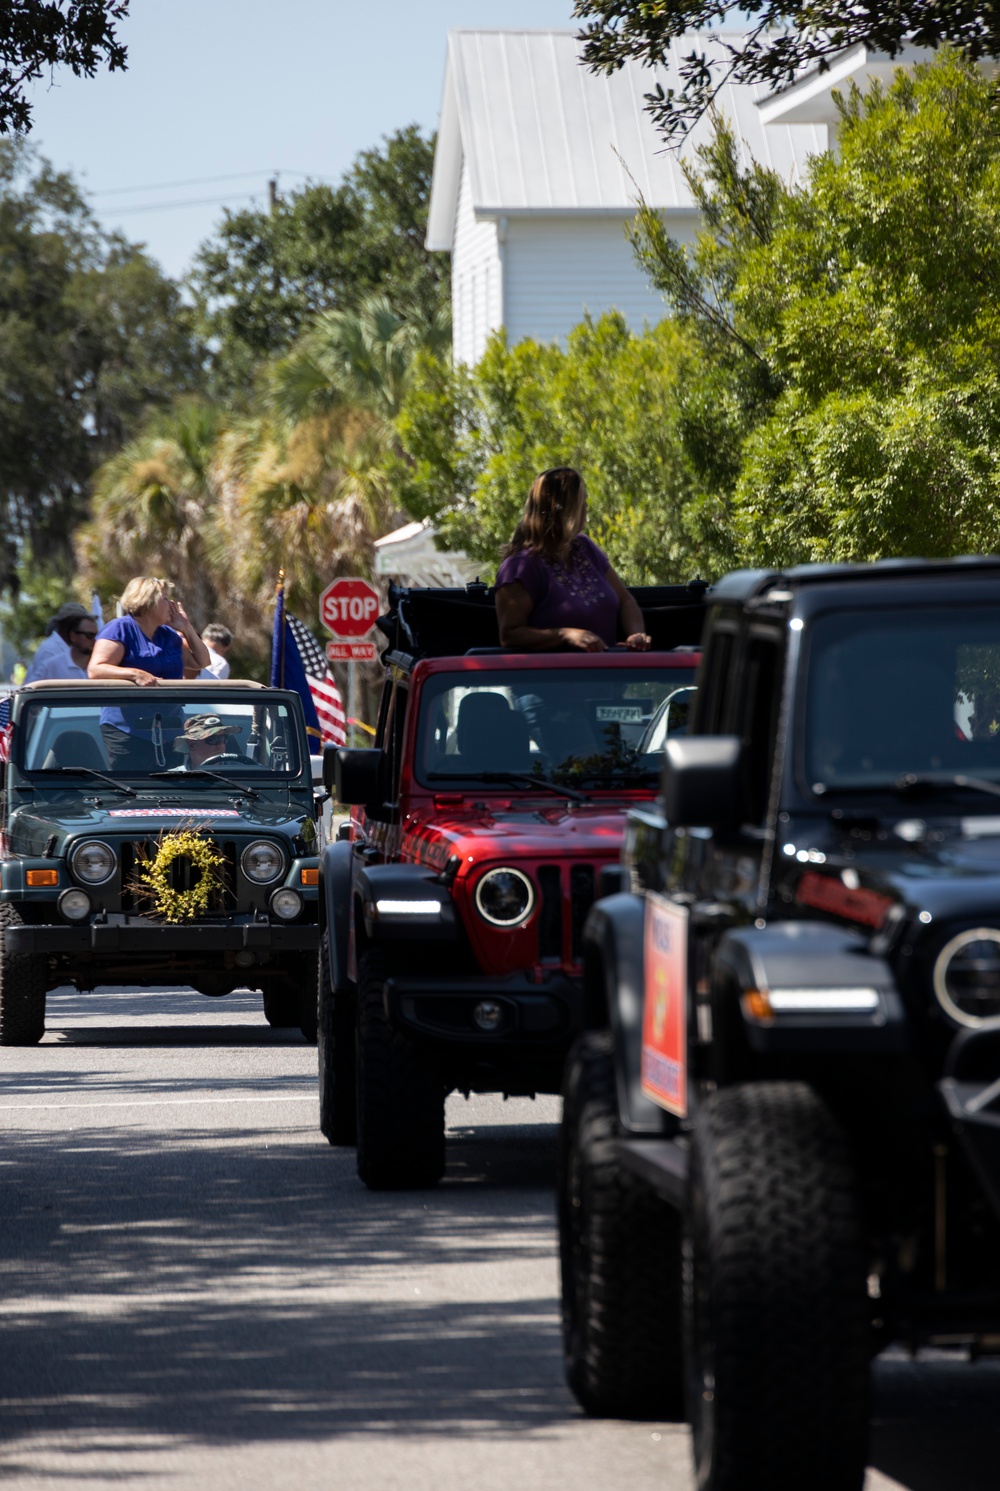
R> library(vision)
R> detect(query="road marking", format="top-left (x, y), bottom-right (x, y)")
top-left (0, 1094), bottom-right (316, 1112)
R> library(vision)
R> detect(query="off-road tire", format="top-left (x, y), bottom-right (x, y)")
top-left (355, 948), bottom-right (445, 1189)
top-left (685, 1081), bottom-right (869, 1491)
top-left (0, 903), bottom-right (47, 1046)
top-left (318, 930), bottom-right (356, 1144)
top-left (297, 954), bottom-right (319, 1045)
top-left (262, 962), bottom-right (318, 1043)
top-left (558, 1031), bottom-right (683, 1419)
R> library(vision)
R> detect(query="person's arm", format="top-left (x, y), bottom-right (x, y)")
top-left (88, 638), bottom-right (158, 686)
top-left (169, 601), bottom-right (211, 669)
top-left (495, 581), bottom-right (607, 652)
top-left (606, 568), bottom-right (651, 651)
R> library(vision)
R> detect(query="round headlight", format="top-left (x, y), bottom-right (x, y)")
top-left (241, 840), bottom-right (285, 884)
top-left (270, 888), bottom-right (303, 921)
top-left (474, 867), bottom-right (535, 927)
top-left (934, 927), bottom-right (1000, 1026)
top-left (58, 888), bottom-right (91, 922)
top-left (70, 839), bottom-right (116, 886)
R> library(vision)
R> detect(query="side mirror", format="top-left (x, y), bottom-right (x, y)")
top-left (322, 745), bottom-right (339, 792)
top-left (662, 735), bottom-right (745, 829)
top-left (334, 747), bottom-right (383, 806)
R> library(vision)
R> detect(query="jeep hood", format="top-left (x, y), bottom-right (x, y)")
top-left (401, 800), bottom-right (632, 871)
top-left (7, 791), bottom-right (316, 857)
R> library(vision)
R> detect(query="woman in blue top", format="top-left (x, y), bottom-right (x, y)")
top-left (89, 577), bottom-right (211, 768)
top-left (495, 468), bottom-right (651, 651)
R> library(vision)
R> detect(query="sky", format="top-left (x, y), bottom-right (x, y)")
top-left (23, 0), bottom-right (581, 282)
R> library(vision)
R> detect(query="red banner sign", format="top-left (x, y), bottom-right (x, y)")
top-left (640, 893), bottom-right (689, 1117)
top-left (326, 640), bottom-right (378, 663)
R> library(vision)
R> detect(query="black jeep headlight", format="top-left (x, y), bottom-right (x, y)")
top-left (474, 867), bottom-right (535, 927)
top-left (241, 840), bottom-right (285, 884)
top-left (69, 839), bottom-right (116, 885)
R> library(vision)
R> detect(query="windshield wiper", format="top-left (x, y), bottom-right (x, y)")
top-left (427, 771), bottom-right (591, 804)
top-left (150, 768), bottom-right (259, 799)
top-left (46, 766), bottom-right (136, 797)
top-left (816, 773), bottom-right (1000, 801)
top-left (894, 772), bottom-right (1000, 800)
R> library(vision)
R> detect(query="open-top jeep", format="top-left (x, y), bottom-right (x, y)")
top-left (559, 557), bottom-right (1000, 1490)
top-left (0, 680), bottom-right (321, 1044)
top-left (318, 581), bottom-right (706, 1189)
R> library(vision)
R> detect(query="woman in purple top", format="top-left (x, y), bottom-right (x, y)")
top-left (494, 468), bottom-right (651, 651)
top-left (88, 576), bottom-right (211, 769)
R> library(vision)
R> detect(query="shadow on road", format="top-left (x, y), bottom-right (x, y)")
top-left (0, 1119), bottom-right (569, 1459)
top-left (868, 1350), bottom-right (1000, 1491)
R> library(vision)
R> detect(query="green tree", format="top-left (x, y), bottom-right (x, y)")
top-left (629, 52), bottom-right (1000, 564)
top-left (271, 293), bottom-right (451, 427)
top-left (393, 313), bottom-right (707, 582)
top-left (190, 126), bottom-right (449, 398)
top-left (2, 0), bottom-right (129, 135)
top-left (0, 137), bottom-right (204, 593)
top-left (574, 1), bottom-right (1000, 139)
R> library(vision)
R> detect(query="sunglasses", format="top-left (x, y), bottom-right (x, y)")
top-left (73, 628), bottom-right (99, 639)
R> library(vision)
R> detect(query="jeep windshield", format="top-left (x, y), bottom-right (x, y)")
top-left (415, 667), bottom-right (697, 789)
top-left (12, 694), bottom-right (304, 784)
top-left (805, 606), bottom-right (1000, 794)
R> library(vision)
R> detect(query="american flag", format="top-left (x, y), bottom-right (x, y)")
top-left (0, 694), bottom-right (11, 763)
top-left (287, 616), bottom-right (346, 747)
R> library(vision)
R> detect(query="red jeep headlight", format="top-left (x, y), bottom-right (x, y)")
top-left (474, 867), bottom-right (535, 928)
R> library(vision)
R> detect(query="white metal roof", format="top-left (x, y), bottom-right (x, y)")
top-left (427, 29), bottom-right (829, 250)
top-left (757, 43), bottom-right (939, 126)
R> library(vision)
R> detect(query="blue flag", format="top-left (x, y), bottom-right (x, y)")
top-left (270, 580), bottom-right (324, 749)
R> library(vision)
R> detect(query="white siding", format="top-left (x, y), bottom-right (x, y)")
top-left (502, 213), bottom-right (697, 350)
top-left (451, 155), bottom-right (501, 366)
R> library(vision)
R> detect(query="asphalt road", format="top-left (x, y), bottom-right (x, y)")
top-left (2, 985), bottom-right (998, 1491)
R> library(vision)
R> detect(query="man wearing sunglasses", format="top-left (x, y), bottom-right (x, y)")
top-left (24, 609), bottom-right (100, 681)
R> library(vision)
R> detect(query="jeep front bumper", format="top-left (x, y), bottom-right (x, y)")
top-left (385, 972), bottom-right (583, 1043)
top-left (6, 915), bottom-right (319, 955)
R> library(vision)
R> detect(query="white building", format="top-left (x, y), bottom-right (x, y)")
top-left (426, 29), bottom-right (830, 366)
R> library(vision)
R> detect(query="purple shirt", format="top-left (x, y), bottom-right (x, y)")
top-left (496, 535), bottom-right (619, 646)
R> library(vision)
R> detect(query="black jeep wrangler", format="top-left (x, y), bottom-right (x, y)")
top-left (559, 558), bottom-right (1000, 1490)
top-left (318, 581), bottom-right (706, 1189)
top-left (0, 680), bottom-right (321, 1044)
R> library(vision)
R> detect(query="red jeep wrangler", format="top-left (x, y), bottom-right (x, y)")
top-left (318, 582), bottom-right (705, 1188)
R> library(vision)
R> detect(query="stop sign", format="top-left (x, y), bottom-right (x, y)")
top-left (319, 577), bottom-right (381, 639)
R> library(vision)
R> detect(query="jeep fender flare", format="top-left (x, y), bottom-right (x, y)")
top-left (353, 862), bottom-right (460, 944)
top-left (581, 894), bottom-right (669, 1135)
top-left (319, 841), bottom-right (354, 992)
top-left (711, 921), bottom-right (906, 1053)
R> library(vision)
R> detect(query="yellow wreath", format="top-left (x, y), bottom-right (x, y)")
top-left (135, 828), bottom-right (226, 922)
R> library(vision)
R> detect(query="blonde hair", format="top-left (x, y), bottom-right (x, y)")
top-left (119, 576), bottom-right (173, 618)
top-left (504, 468), bottom-right (587, 564)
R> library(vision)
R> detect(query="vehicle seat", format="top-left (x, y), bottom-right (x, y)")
top-left (455, 692), bottom-right (531, 773)
top-left (42, 731), bottom-right (109, 771)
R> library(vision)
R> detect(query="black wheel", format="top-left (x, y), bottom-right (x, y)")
top-left (685, 1081), bottom-right (869, 1491)
top-left (318, 930), bottom-right (356, 1144)
top-left (262, 963), bottom-right (318, 1043)
top-left (558, 1031), bottom-right (683, 1418)
top-left (0, 903), bottom-right (47, 1046)
top-left (297, 955), bottom-right (318, 1045)
top-left (355, 948), bottom-right (444, 1189)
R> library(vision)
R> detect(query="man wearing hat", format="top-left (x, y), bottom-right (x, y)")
top-left (24, 603), bottom-right (99, 682)
top-left (172, 713), bottom-right (249, 770)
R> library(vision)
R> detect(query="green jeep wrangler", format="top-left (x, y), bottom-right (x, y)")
top-left (0, 680), bottom-right (321, 1044)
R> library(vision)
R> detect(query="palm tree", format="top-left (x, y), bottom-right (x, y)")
top-left (270, 293), bottom-right (451, 426)
top-left (76, 400), bottom-right (223, 624)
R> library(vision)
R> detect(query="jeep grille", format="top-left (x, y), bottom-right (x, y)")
top-left (535, 863), bottom-right (598, 966)
top-left (120, 838), bottom-right (238, 915)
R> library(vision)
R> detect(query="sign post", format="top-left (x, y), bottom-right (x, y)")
top-left (319, 577), bottom-right (381, 748)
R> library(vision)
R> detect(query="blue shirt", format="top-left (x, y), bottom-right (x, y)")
top-left (97, 616), bottom-right (183, 738)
